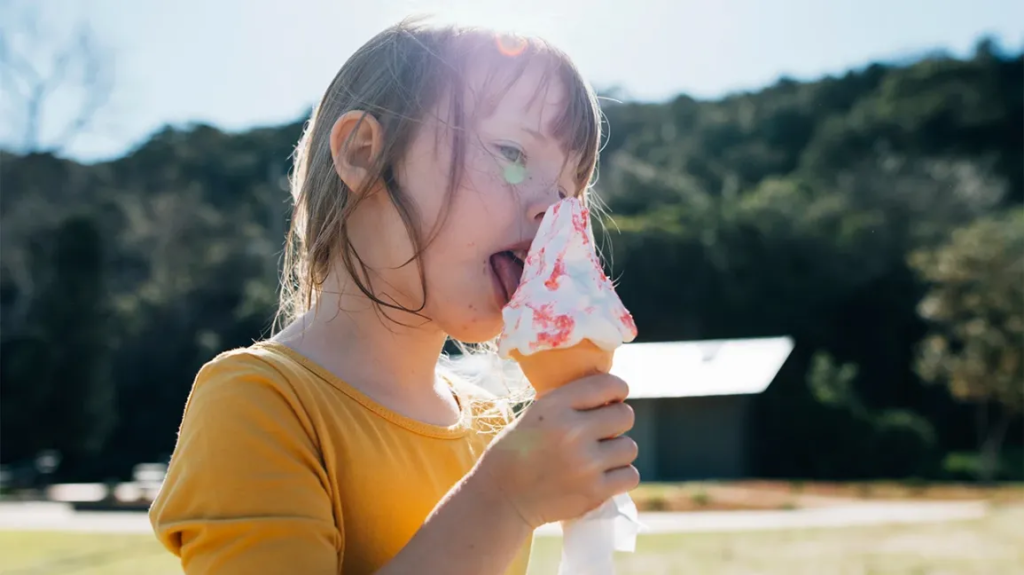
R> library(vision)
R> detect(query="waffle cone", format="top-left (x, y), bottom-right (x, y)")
top-left (510, 339), bottom-right (614, 395)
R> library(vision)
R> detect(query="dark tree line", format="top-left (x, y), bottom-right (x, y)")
top-left (1, 40), bottom-right (1021, 482)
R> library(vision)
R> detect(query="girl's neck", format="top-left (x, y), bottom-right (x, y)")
top-left (272, 288), bottom-right (460, 426)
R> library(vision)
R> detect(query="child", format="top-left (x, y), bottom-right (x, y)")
top-left (150, 18), bottom-right (639, 575)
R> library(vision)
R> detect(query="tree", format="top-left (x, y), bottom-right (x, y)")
top-left (0, 2), bottom-right (114, 154)
top-left (807, 351), bottom-right (864, 414)
top-left (0, 215), bottom-right (117, 475)
top-left (805, 351), bottom-right (937, 478)
top-left (910, 209), bottom-right (1024, 482)
top-left (2, 43), bottom-right (1021, 481)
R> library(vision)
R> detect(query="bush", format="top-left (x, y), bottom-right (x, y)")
top-left (870, 409), bottom-right (939, 478)
top-left (942, 449), bottom-right (1024, 482)
top-left (690, 488), bottom-right (711, 507)
top-left (810, 405), bottom-right (879, 479)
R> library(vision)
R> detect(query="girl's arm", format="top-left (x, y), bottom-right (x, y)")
top-left (378, 374), bottom-right (637, 575)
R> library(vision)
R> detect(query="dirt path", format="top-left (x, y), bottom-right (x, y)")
top-left (0, 500), bottom-right (991, 536)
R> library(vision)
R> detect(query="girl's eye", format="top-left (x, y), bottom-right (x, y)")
top-left (496, 144), bottom-right (525, 164)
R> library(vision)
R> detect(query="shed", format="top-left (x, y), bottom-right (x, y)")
top-left (612, 336), bottom-right (794, 481)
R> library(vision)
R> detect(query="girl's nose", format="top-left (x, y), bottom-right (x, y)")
top-left (526, 182), bottom-right (564, 222)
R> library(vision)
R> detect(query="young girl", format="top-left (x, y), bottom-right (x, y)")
top-left (149, 18), bottom-right (639, 575)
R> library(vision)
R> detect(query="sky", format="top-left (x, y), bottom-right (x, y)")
top-left (1, 0), bottom-right (1021, 163)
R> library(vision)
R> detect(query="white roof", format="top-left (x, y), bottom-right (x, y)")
top-left (441, 336), bottom-right (794, 400)
top-left (611, 336), bottom-right (795, 399)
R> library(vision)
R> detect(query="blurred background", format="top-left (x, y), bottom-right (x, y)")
top-left (1, 0), bottom-right (1022, 573)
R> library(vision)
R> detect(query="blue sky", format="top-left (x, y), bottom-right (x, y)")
top-left (1, 0), bottom-right (1020, 163)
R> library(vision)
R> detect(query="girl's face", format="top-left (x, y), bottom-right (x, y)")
top-left (354, 60), bottom-right (583, 343)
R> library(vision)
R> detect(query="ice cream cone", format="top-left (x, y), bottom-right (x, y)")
top-left (510, 339), bottom-right (613, 395)
top-left (498, 198), bottom-right (640, 574)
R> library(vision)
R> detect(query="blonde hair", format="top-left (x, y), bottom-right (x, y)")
top-left (276, 18), bottom-right (604, 415)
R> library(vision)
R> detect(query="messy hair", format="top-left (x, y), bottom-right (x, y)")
top-left (276, 17), bottom-right (602, 331)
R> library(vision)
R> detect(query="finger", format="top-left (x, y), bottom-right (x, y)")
top-left (583, 401), bottom-right (634, 439)
top-left (563, 374), bottom-right (629, 410)
top-left (598, 435), bottom-right (639, 469)
top-left (603, 464), bottom-right (641, 495)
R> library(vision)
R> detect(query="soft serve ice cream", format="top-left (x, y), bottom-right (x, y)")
top-left (497, 196), bottom-right (642, 574)
top-left (497, 197), bottom-right (637, 373)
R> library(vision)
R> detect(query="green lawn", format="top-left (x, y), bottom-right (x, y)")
top-left (531, 505), bottom-right (1024, 574)
top-left (2, 506), bottom-right (1022, 574)
top-left (0, 530), bottom-right (175, 574)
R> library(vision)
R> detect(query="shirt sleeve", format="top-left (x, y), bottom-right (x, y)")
top-left (149, 352), bottom-right (342, 574)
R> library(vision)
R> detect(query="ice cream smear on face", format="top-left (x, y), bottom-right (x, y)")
top-left (498, 197), bottom-right (638, 358)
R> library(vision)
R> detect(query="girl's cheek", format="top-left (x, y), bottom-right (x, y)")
top-left (507, 168), bottom-right (558, 199)
top-left (466, 148), bottom-right (509, 192)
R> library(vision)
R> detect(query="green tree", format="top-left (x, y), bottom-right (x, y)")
top-left (42, 216), bottom-right (117, 468)
top-left (911, 209), bottom-right (1024, 481)
top-left (807, 351), bottom-right (864, 414)
top-left (0, 215), bottom-right (117, 476)
top-left (805, 351), bottom-right (937, 478)
top-left (2, 47), bottom-right (1021, 481)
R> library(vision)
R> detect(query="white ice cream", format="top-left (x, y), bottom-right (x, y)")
top-left (497, 197), bottom-right (637, 358)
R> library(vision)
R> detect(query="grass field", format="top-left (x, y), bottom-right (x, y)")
top-left (2, 505), bottom-right (1022, 574)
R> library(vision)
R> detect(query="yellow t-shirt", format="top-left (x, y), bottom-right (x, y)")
top-left (149, 341), bottom-right (532, 574)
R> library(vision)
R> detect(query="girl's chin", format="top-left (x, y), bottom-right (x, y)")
top-left (442, 312), bottom-right (504, 345)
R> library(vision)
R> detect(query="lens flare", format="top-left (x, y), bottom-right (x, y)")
top-left (504, 163), bottom-right (527, 185)
top-left (495, 33), bottom-right (528, 57)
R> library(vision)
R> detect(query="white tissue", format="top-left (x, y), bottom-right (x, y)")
top-left (556, 492), bottom-right (642, 574)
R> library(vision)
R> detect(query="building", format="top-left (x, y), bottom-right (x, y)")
top-left (445, 335), bottom-right (794, 481)
top-left (612, 336), bottom-right (794, 481)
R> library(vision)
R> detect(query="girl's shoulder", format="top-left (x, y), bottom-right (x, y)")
top-left (184, 341), bottom-right (324, 415)
top-left (195, 341), bottom-right (307, 386)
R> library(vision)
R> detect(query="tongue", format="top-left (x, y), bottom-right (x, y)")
top-left (492, 253), bottom-right (524, 301)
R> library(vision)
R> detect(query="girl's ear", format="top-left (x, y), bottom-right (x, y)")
top-left (330, 111), bottom-right (384, 193)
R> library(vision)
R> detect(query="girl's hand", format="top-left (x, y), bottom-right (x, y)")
top-left (473, 374), bottom-right (639, 529)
